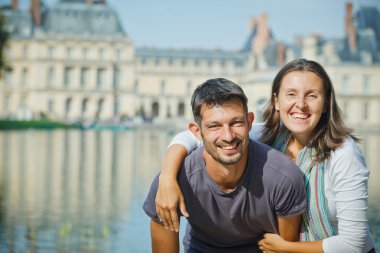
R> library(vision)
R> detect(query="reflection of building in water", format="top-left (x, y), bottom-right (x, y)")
top-left (0, 130), bottom-right (131, 250)
top-left (0, 128), bottom-right (176, 251)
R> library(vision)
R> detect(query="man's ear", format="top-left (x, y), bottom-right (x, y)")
top-left (248, 112), bottom-right (254, 130)
top-left (188, 122), bottom-right (202, 141)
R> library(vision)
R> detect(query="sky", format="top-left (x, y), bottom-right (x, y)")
top-left (3, 0), bottom-right (380, 50)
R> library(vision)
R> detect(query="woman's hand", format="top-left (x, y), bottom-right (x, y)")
top-left (258, 233), bottom-right (288, 253)
top-left (156, 174), bottom-right (188, 233)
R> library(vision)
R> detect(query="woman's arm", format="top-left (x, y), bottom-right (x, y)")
top-left (259, 214), bottom-right (323, 253)
top-left (259, 139), bottom-right (371, 253)
top-left (259, 234), bottom-right (323, 253)
top-left (156, 130), bottom-right (201, 232)
top-left (322, 139), bottom-right (370, 253)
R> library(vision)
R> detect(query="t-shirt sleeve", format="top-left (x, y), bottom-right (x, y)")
top-left (274, 163), bottom-right (307, 217)
top-left (168, 130), bottom-right (202, 154)
top-left (249, 123), bottom-right (264, 140)
top-left (142, 174), bottom-right (163, 224)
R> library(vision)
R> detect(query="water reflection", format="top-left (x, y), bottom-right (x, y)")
top-left (0, 128), bottom-right (173, 252)
top-left (0, 129), bottom-right (378, 252)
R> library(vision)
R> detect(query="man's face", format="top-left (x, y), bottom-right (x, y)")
top-left (198, 98), bottom-right (253, 166)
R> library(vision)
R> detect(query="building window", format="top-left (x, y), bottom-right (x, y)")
top-left (342, 101), bottom-right (349, 120)
top-left (98, 48), bottom-right (104, 60)
top-left (363, 102), bottom-right (369, 121)
top-left (4, 70), bottom-right (12, 87)
top-left (97, 98), bottom-right (104, 116)
top-left (66, 47), bottom-right (73, 59)
top-left (64, 67), bottom-right (73, 87)
top-left (48, 46), bottom-right (55, 58)
top-left (113, 67), bottom-right (120, 88)
top-left (22, 46), bottom-right (28, 58)
top-left (20, 95), bottom-right (27, 108)
top-left (342, 75), bottom-right (349, 95)
top-left (186, 81), bottom-right (192, 95)
top-left (47, 67), bottom-right (55, 87)
top-left (96, 68), bottom-right (105, 88)
top-left (116, 48), bottom-right (122, 60)
top-left (235, 60), bottom-right (243, 68)
top-left (134, 80), bottom-right (139, 93)
top-left (363, 75), bottom-right (370, 95)
top-left (65, 98), bottom-right (72, 115)
top-left (82, 98), bottom-right (88, 114)
top-left (160, 80), bottom-right (166, 95)
top-left (152, 102), bottom-right (159, 117)
top-left (21, 68), bottom-right (28, 87)
top-left (80, 67), bottom-right (88, 87)
top-left (178, 102), bottom-right (185, 117)
top-left (48, 100), bottom-right (54, 113)
top-left (4, 95), bottom-right (10, 116)
top-left (6, 47), bottom-right (12, 58)
top-left (82, 48), bottom-right (89, 59)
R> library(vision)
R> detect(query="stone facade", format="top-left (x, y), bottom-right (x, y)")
top-left (0, 0), bottom-right (379, 131)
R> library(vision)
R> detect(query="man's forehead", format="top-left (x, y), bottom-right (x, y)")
top-left (199, 102), bottom-right (246, 121)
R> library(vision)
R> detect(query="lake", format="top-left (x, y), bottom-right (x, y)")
top-left (0, 128), bottom-right (378, 252)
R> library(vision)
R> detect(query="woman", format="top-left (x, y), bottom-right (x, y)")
top-left (155, 59), bottom-right (375, 253)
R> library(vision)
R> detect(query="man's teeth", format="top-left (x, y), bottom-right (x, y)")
top-left (222, 144), bottom-right (237, 150)
top-left (292, 113), bottom-right (308, 119)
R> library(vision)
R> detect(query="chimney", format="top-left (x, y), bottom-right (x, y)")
top-left (87, 0), bottom-right (93, 5)
top-left (345, 2), bottom-right (357, 53)
top-left (252, 13), bottom-right (271, 55)
top-left (276, 42), bottom-right (285, 66)
top-left (30, 0), bottom-right (41, 27)
top-left (12, 0), bottom-right (18, 10)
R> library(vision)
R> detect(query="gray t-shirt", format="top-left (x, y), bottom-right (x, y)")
top-left (143, 140), bottom-right (306, 253)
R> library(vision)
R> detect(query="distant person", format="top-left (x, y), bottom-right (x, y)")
top-left (143, 78), bottom-right (306, 252)
top-left (155, 59), bottom-right (376, 253)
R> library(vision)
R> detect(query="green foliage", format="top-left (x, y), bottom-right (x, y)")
top-left (0, 119), bottom-right (79, 130)
top-left (0, 11), bottom-right (10, 79)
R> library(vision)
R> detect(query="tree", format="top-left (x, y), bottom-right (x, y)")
top-left (0, 11), bottom-right (10, 79)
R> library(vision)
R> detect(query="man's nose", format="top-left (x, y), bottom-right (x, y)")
top-left (221, 125), bottom-right (234, 142)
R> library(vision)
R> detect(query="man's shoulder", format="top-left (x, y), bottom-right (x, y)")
top-left (250, 140), bottom-right (292, 163)
top-left (250, 140), bottom-right (302, 180)
top-left (180, 146), bottom-right (204, 178)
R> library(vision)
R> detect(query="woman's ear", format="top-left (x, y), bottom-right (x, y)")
top-left (274, 93), bottom-right (280, 111)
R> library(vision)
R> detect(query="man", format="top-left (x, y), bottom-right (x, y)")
top-left (143, 78), bottom-right (306, 253)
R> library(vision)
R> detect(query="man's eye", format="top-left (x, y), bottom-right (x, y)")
top-left (232, 121), bottom-right (244, 127)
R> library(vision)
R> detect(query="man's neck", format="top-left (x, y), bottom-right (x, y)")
top-left (203, 151), bottom-right (248, 193)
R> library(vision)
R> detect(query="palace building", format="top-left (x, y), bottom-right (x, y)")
top-left (0, 0), bottom-right (379, 130)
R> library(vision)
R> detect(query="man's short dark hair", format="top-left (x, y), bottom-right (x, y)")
top-left (191, 78), bottom-right (248, 125)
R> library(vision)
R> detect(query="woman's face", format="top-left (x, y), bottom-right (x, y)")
top-left (275, 71), bottom-right (326, 144)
